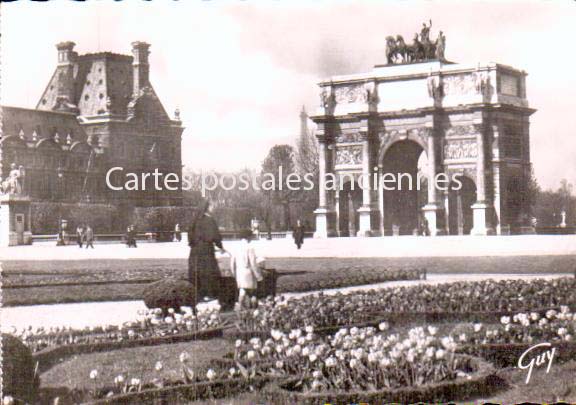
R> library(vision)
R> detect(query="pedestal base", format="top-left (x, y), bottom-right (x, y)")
top-left (356, 206), bottom-right (372, 237)
top-left (470, 202), bottom-right (494, 236)
top-left (0, 194), bottom-right (33, 247)
top-left (313, 208), bottom-right (336, 238)
top-left (422, 203), bottom-right (441, 236)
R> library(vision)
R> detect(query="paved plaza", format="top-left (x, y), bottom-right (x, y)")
top-left (2, 234), bottom-right (574, 332)
top-left (2, 234), bottom-right (576, 261)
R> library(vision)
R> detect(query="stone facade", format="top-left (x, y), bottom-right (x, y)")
top-left (0, 41), bottom-right (183, 207)
top-left (311, 60), bottom-right (535, 237)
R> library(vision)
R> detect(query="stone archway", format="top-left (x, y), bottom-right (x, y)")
top-left (447, 176), bottom-right (477, 235)
top-left (381, 140), bottom-right (425, 235)
top-left (338, 180), bottom-right (362, 237)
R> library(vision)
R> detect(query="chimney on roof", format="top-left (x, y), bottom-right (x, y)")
top-left (56, 41), bottom-right (77, 66)
top-left (131, 41), bottom-right (150, 96)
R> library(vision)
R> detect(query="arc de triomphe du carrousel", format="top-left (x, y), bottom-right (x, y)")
top-left (311, 26), bottom-right (535, 238)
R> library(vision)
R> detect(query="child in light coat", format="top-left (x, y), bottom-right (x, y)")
top-left (230, 229), bottom-right (265, 309)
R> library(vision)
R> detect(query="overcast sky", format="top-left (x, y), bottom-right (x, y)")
top-left (2, 0), bottom-right (575, 190)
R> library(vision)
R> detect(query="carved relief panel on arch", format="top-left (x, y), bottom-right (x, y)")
top-left (443, 139), bottom-right (478, 160)
top-left (335, 145), bottom-right (363, 166)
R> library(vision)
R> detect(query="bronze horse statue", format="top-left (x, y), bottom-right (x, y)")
top-left (386, 31), bottom-right (441, 64)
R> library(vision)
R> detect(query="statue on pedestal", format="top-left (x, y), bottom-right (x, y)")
top-left (420, 19), bottom-right (432, 43)
top-left (435, 31), bottom-right (446, 61)
top-left (1, 163), bottom-right (24, 195)
top-left (384, 20), bottom-right (445, 64)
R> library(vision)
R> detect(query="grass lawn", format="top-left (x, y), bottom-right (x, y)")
top-left (3, 255), bottom-right (575, 306)
top-left (40, 338), bottom-right (234, 392)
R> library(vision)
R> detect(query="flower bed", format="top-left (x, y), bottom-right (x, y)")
top-left (452, 306), bottom-right (576, 367)
top-left (235, 278), bottom-right (576, 333)
top-left (13, 305), bottom-right (224, 374)
top-left (63, 347), bottom-right (275, 404)
top-left (231, 325), bottom-right (500, 403)
top-left (80, 377), bottom-right (271, 405)
top-left (17, 305), bottom-right (221, 354)
top-left (263, 355), bottom-right (497, 405)
top-left (447, 306), bottom-right (575, 347)
top-left (458, 341), bottom-right (576, 368)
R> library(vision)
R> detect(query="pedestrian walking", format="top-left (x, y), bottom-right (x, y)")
top-left (126, 225), bottom-right (137, 248)
top-left (84, 225), bottom-right (95, 249)
top-left (76, 225), bottom-right (84, 248)
top-left (230, 229), bottom-right (264, 310)
top-left (174, 223), bottom-right (182, 242)
top-left (188, 200), bottom-right (227, 303)
top-left (293, 219), bottom-right (305, 249)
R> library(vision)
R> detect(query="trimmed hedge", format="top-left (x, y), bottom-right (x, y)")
top-left (262, 355), bottom-right (503, 404)
top-left (2, 334), bottom-right (40, 403)
top-left (142, 278), bottom-right (197, 313)
top-left (31, 202), bottom-right (121, 234)
top-left (32, 328), bottom-right (223, 373)
top-left (276, 267), bottom-right (424, 294)
top-left (81, 376), bottom-right (271, 405)
top-left (457, 341), bottom-right (576, 368)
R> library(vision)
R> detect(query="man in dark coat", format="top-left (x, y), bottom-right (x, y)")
top-left (188, 200), bottom-right (227, 302)
top-left (293, 219), bottom-right (305, 249)
top-left (84, 225), bottom-right (95, 249)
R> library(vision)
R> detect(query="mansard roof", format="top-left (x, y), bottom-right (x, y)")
top-left (35, 42), bottom-right (172, 123)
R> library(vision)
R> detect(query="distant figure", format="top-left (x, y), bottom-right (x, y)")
top-left (174, 223), bottom-right (182, 242)
top-left (56, 220), bottom-right (68, 246)
top-left (435, 30), bottom-right (446, 61)
top-left (188, 200), bottom-right (227, 302)
top-left (126, 225), bottom-right (137, 248)
top-left (251, 218), bottom-right (260, 240)
top-left (230, 229), bottom-right (264, 309)
top-left (560, 210), bottom-right (567, 228)
top-left (76, 225), bottom-right (84, 248)
top-left (293, 219), bottom-right (305, 249)
top-left (84, 225), bottom-right (95, 249)
top-left (420, 19), bottom-right (432, 43)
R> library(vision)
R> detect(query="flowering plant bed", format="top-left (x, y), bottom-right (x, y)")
top-left (18, 306), bottom-right (222, 354)
top-left (230, 325), bottom-right (500, 404)
top-left (236, 278), bottom-right (576, 333)
top-left (262, 355), bottom-right (498, 405)
top-left (457, 341), bottom-right (576, 368)
top-left (78, 376), bottom-right (272, 405)
top-left (451, 306), bottom-right (576, 367)
top-left (448, 306), bottom-right (575, 347)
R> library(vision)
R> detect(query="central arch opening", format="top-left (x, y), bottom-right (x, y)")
top-left (381, 140), bottom-right (427, 235)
